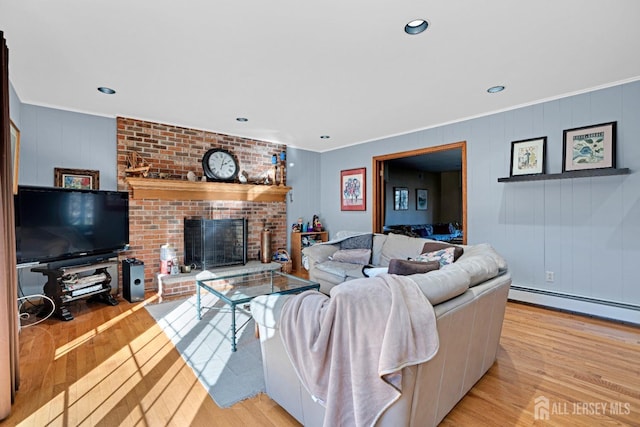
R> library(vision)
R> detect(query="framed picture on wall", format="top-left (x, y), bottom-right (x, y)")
top-left (510, 137), bottom-right (546, 177)
top-left (394, 187), bottom-right (408, 210)
top-left (54, 167), bottom-right (100, 190)
top-left (416, 189), bottom-right (428, 210)
top-left (340, 167), bottom-right (366, 211)
top-left (562, 122), bottom-right (616, 172)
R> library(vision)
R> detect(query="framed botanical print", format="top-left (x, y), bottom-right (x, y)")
top-left (563, 122), bottom-right (616, 172)
top-left (510, 137), bottom-right (546, 177)
top-left (341, 167), bottom-right (366, 211)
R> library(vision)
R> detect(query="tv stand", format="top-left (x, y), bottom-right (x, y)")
top-left (32, 260), bottom-right (118, 321)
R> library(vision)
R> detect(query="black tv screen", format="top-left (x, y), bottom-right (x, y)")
top-left (14, 186), bottom-right (130, 265)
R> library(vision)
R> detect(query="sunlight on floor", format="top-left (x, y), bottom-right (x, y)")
top-left (18, 294), bottom-right (209, 426)
top-left (54, 295), bottom-right (159, 360)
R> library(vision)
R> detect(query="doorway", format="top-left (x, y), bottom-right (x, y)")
top-left (372, 141), bottom-right (467, 244)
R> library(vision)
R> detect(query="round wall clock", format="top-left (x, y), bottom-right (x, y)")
top-left (202, 148), bottom-right (240, 182)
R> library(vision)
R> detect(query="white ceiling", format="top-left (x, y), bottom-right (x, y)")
top-left (2, 1), bottom-right (640, 153)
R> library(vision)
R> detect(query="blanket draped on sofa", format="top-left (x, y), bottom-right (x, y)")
top-left (279, 274), bottom-right (439, 427)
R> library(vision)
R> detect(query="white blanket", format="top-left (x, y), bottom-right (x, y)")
top-left (279, 274), bottom-right (439, 427)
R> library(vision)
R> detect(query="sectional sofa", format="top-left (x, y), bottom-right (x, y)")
top-left (250, 232), bottom-right (511, 426)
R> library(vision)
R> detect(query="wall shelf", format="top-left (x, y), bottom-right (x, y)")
top-left (497, 168), bottom-right (630, 183)
top-left (125, 177), bottom-right (291, 202)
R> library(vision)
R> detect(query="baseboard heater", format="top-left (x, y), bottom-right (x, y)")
top-left (509, 285), bottom-right (640, 325)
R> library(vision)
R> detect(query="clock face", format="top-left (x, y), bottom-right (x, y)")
top-left (202, 149), bottom-right (239, 181)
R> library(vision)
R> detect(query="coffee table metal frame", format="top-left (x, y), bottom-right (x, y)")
top-left (196, 269), bottom-right (319, 351)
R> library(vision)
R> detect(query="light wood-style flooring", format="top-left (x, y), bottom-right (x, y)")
top-left (5, 292), bottom-right (640, 426)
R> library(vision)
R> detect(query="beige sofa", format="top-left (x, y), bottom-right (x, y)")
top-left (250, 234), bottom-right (511, 426)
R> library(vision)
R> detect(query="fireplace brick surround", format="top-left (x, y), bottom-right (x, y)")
top-left (117, 117), bottom-right (288, 294)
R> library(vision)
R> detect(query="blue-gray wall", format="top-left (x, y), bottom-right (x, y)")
top-left (316, 81), bottom-right (640, 322)
top-left (11, 80), bottom-right (640, 322)
top-left (19, 104), bottom-right (117, 190)
top-left (285, 147), bottom-right (322, 247)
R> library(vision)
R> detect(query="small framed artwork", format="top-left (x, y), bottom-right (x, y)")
top-left (394, 187), bottom-right (408, 210)
top-left (10, 120), bottom-right (20, 194)
top-left (510, 137), bottom-right (546, 177)
top-left (54, 168), bottom-right (100, 190)
top-left (340, 167), bottom-right (366, 211)
top-left (563, 122), bottom-right (616, 172)
top-left (416, 189), bottom-right (428, 210)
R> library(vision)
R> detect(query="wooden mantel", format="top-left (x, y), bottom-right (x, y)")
top-left (125, 177), bottom-right (291, 202)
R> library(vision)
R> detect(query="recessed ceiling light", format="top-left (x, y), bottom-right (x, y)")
top-left (236, 117), bottom-right (248, 122)
top-left (97, 86), bottom-right (116, 95)
top-left (320, 135), bottom-right (330, 139)
top-left (405, 19), bottom-right (429, 35)
top-left (487, 85), bottom-right (505, 93)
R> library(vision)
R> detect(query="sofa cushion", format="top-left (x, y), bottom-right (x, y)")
top-left (413, 247), bottom-right (456, 267)
top-left (330, 248), bottom-right (371, 265)
top-left (421, 241), bottom-right (464, 261)
top-left (378, 233), bottom-right (428, 267)
top-left (370, 234), bottom-right (387, 266)
top-left (458, 243), bottom-right (507, 270)
top-left (339, 233), bottom-right (373, 250)
top-left (410, 268), bottom-right (470, 305)
top-left (315, 260), bottom-right (366, 280)
top-left (302, 243), bottom-right (340, 265)
top-left (443, 252), bottom-right (499, 287)
top-left (388, 259), bottom-right (439, 276)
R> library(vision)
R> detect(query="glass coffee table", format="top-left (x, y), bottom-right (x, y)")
top-left (196, 269), bottom-right (319, 351)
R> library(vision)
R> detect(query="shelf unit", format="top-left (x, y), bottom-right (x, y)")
top-left (32, 260), bottom-right (118, 321)
top-left (291, 231), bottom-right (329, 273)
top-left (497, 168), bottom-right (630, 183)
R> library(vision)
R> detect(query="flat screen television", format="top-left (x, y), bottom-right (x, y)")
top-left (14, 185), bottom-right (130, 266)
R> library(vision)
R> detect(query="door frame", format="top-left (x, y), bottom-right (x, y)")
top-left (372, 141), bottom-right (467, 244)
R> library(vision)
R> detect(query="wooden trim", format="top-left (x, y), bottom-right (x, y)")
top-left (125, 177), bottom-right (291, 202)
top-left (372, 141), bottom-right (467, 244)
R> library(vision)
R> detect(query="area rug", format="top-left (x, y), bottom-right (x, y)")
top-left (144, 293), bottom-right (265, 408)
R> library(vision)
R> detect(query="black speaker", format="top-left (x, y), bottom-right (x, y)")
top-left (122, 259), bottom-right (145, 303)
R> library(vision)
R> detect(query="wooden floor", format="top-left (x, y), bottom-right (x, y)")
top-left (6, 293), bottom-right (640, 426)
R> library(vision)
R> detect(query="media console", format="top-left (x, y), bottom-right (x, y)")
top-left (32, 258), bottom-right (119, 321)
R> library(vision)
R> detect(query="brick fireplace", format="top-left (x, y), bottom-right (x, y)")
top-left (116, 117), bottom-right (288, 292)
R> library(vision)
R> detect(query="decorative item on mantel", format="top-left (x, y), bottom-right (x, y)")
top-left (270, 151), bottom-right (287, 186)
top-left (278, 150), bottom-right (286, 186)
top-left (125, 151), bottom-right (150, 177)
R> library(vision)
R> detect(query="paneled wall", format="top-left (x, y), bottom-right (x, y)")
top-left (317, 80), bottom-right (640, 319)
top-left (19, 104), bottom-right (116, 189)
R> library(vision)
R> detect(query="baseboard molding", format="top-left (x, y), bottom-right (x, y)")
top-left (508, 286), bottom-right (640, 325)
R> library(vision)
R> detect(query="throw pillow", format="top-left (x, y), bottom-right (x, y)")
top-left (388, 259), bottom-right (439, 276)
top-left (421, 241), bottom-right (464, 261)
top-left (339, 233), bottom-right (373, 250)
top-left (329, 248), bottom-right (372, 265)
top-left (413, 247), bottom-right (456, 267)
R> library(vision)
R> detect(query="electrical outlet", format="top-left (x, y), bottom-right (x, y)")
top-left (545, 271), bottom-right (554, 282)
